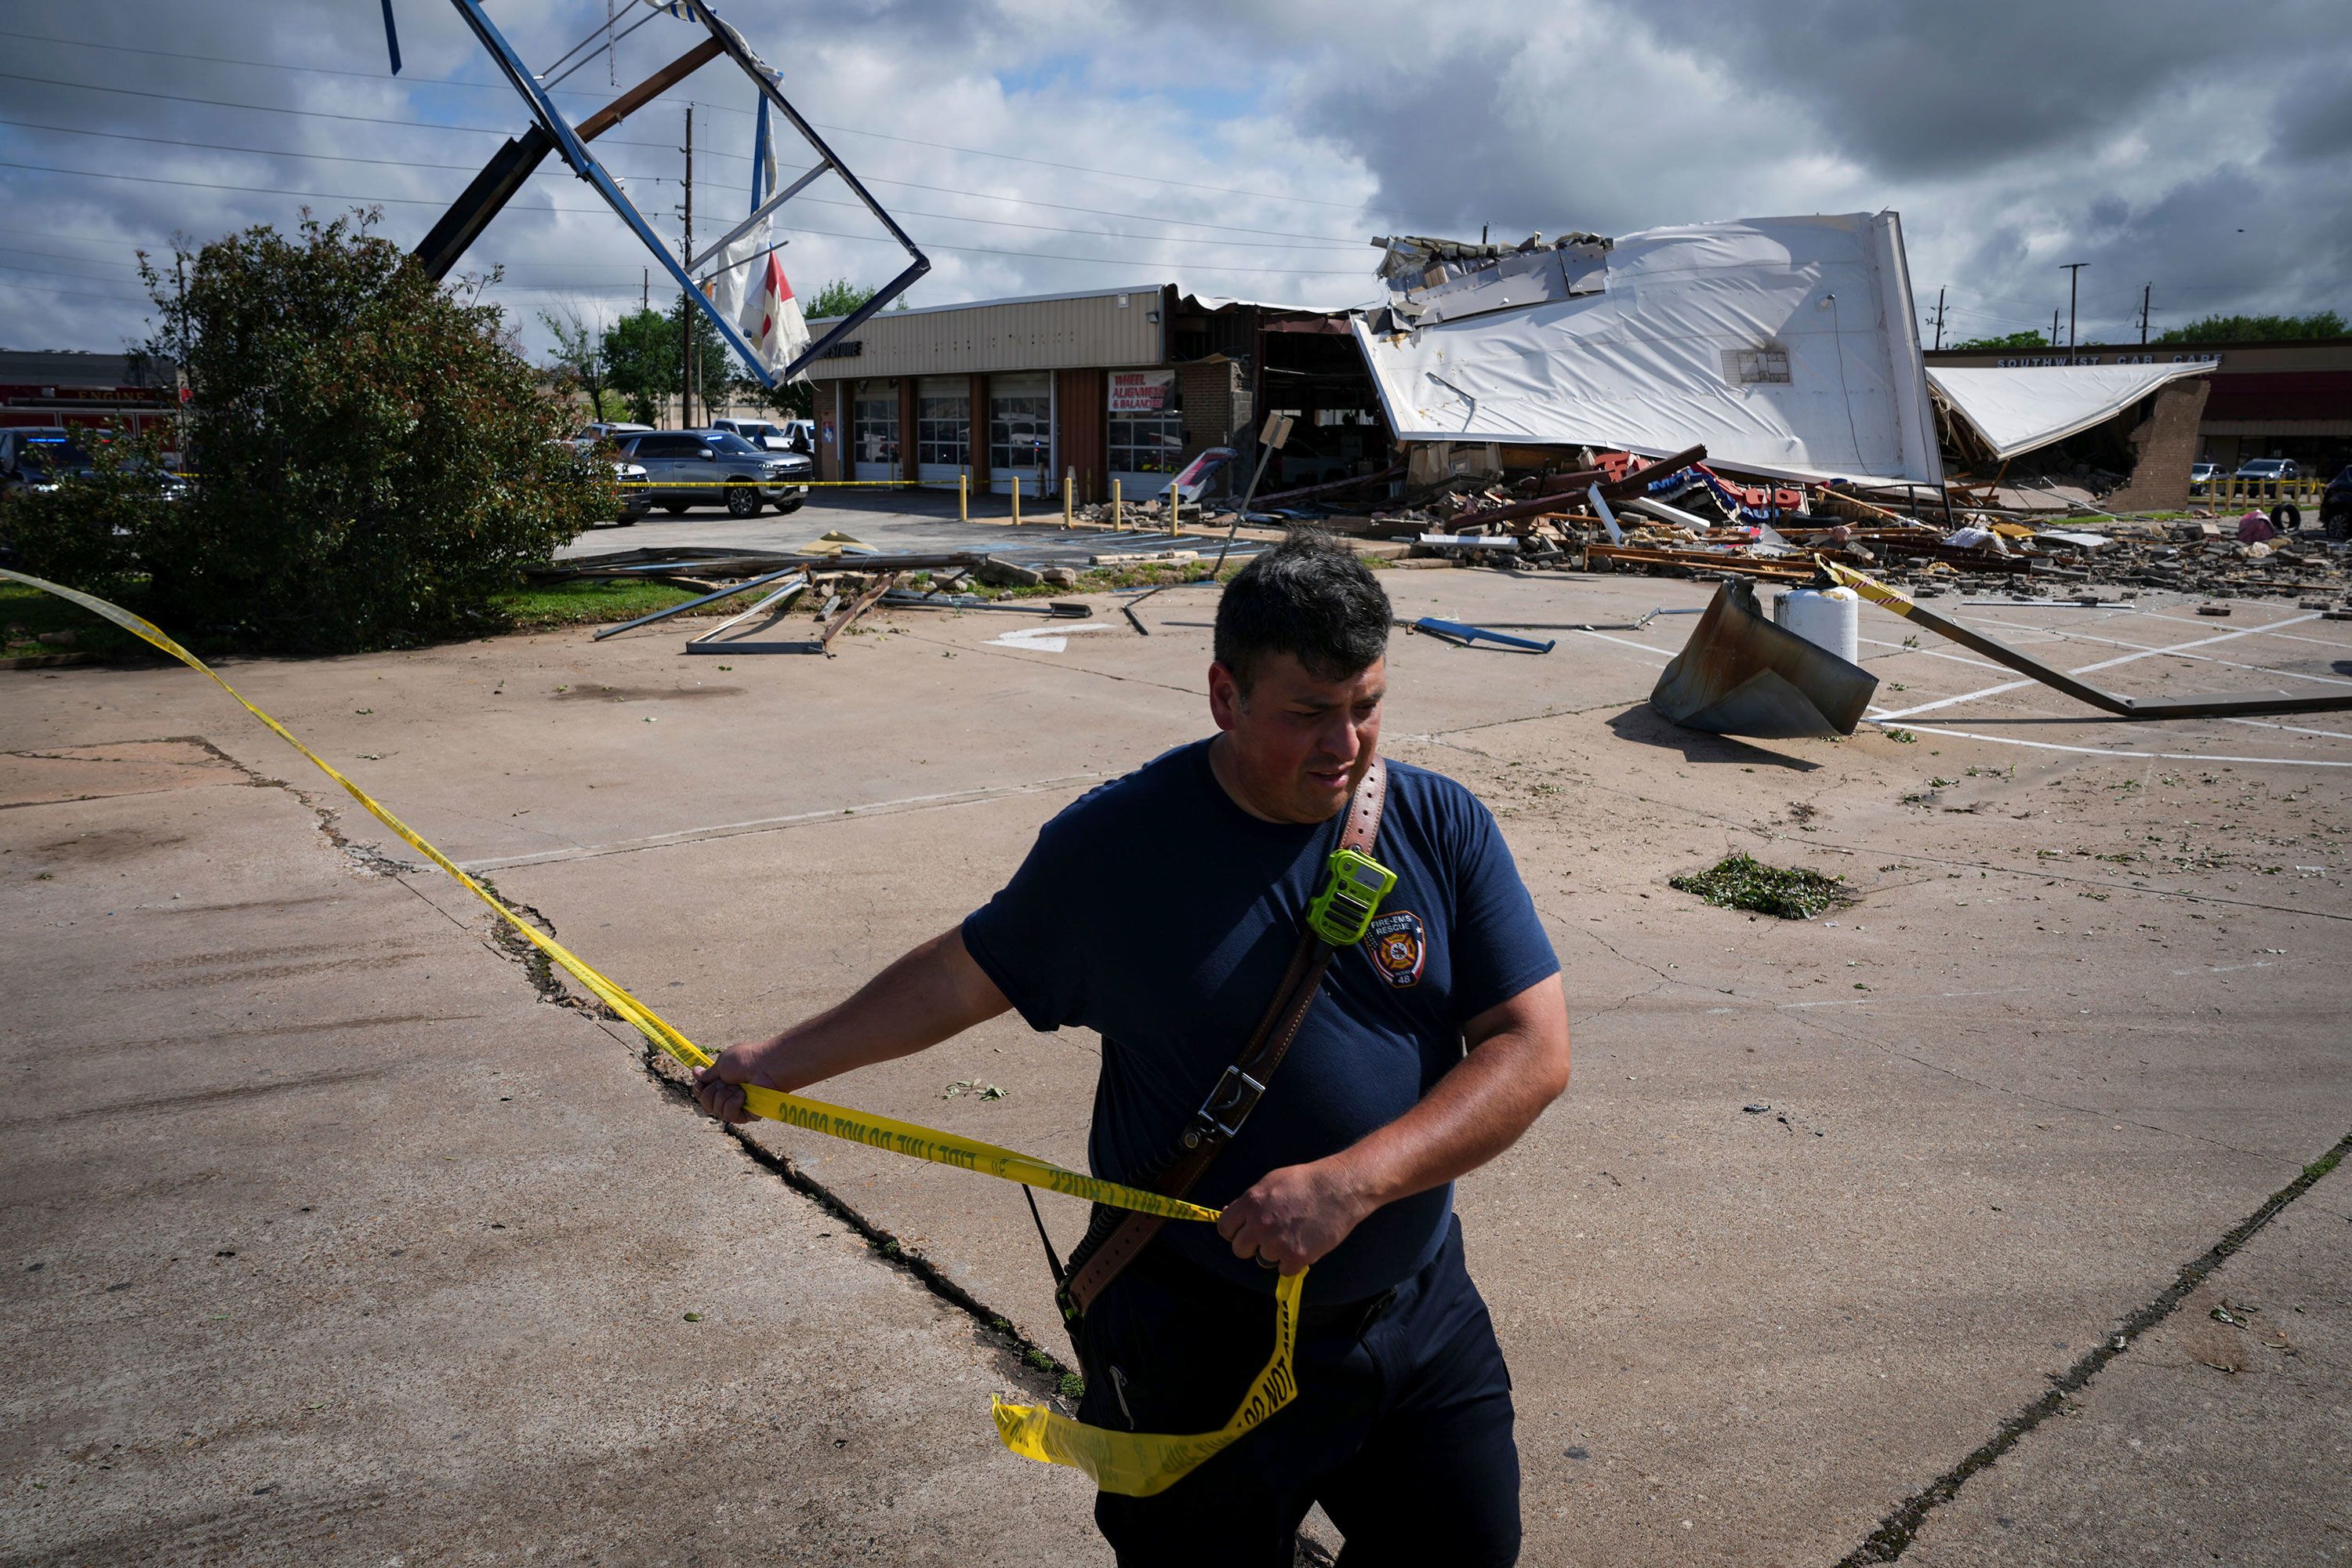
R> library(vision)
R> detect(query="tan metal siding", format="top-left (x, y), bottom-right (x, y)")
top-left (806, 292), bottom-right (1164, 380)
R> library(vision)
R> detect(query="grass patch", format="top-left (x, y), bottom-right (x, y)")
top-left (492, 577), bottom-right (789, 632)
top-left (1669, 851), bottom-right (1854, 920)
top-left (1, 580), bottom-right (148, 662)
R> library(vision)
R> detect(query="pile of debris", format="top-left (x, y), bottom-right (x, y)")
top-left (532, 544), bottom-right (1094, 656)
top-left (1252, 445), bottom-right (2352, 609)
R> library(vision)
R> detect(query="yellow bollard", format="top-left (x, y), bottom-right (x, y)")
top-left (1112, 478), bottom-right (1122, 531)
top-left (1064, 467), bottom-right (1074, 528)
top-left (1011, 474), bottom-right (1021, 527)
top-left (959, 470), bottom-right (968, 524)
top-left (1168, 478), bottom-right (1181, 535)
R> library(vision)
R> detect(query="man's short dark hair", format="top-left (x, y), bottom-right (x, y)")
top-left (1214, 532), bottom-right (1392, 694)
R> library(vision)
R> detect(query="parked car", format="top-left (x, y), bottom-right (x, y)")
top-left (1, 427), bottom-right (96, 495)
top-left (2234, 457), bottom-right (2300, 485)
top-left (2322, 464), bottom-right (2352, 542)
top-left (709, 416), bottom-right (812, 456)
top-left (0, 426), bottom-right (184, 499)
top-left (2189, 460), bottom-right (2220, 493)
top-left (614, 429), bottom-right (810, 516)
top-left (575, 420), bottom-right (652, 448)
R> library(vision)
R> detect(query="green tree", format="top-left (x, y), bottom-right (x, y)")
top-left (2156, 310), bottom-right (2346, 344)
top-left (597, 297), bottom-right (733, 423)
top-left (539, 303), bottom-right (617, 422)
top-left (600, 307), bottom-right (675, 425)
top-left (808, 278), bottom-right (880, 320)
top-left (1949, 330), bottom-right (2055, 351)
top-left (50, 210), bottom-right (612, 652)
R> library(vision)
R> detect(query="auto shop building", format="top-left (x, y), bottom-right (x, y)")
top-left (801, 284), bottom-right (1389, 503)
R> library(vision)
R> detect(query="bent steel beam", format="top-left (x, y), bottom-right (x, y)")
top-left (1824, 561), bottom-right (2352, 720)
top-left (424, 0), bottom-right (928, 387)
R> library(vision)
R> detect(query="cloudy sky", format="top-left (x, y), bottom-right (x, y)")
top-left (1, 0), bottom-right (2343, 365)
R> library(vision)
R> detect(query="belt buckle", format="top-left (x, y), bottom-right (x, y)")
top-left (1181, 1065), bottom-right (1265, 1149)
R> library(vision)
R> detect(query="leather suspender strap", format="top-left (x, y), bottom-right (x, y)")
top-left (1060, 757), bottom-right (1388, 1319)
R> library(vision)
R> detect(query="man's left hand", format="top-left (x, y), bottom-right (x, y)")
top-left (1215, 1160), bottom-right (1371, 1276)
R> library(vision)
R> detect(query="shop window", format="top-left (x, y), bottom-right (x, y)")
top-left (990, 389), bottom-right (1051, 481)
top-left (916, 390), bottom-right (970, 468)
top-left (1108, 368), bottom-right (1182, 477)
top-left (853, 383), bottom-right (899, 467)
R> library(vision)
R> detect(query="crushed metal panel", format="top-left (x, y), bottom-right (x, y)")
top-left (1353, 213), bottom-right (1945, 486)
top-left (1651, 577), bottom-right (1878, 738)
top-left (1925, 362), bottom-right (2211, 461)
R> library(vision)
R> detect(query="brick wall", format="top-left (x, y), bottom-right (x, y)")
top-left (1175, 358), bottom-right (1243, 465)
top-left (2104, 376), bottom-right (2210, 511)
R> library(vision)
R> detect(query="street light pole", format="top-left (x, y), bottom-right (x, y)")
top-left (2060, 261), bottom-right (2088, 354)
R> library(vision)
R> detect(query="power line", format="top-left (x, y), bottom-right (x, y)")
top-left (0, 259), bottom-right (151, 286)
top-left (0, 118), bottom-right (1363, 252)
top-left (0, 71), bottom-right (1390, 249)
top-left (0, 37), bottom-right (1437, 221)
top-left (0, 241), bottom-right (145, 271)
top-left (0, 159), bottom-right (1369, 277)
top-left (0, 278), bottom-right (154, 304)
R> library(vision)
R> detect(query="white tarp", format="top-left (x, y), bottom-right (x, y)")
top-left (1352, 212), bottom-right (1944, 486)
top-left (1925, 361), bottom-right (2209, 461)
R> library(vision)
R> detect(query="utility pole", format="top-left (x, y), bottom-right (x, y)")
top-left (641, 267), bottom-right (648, 311)
top-left (2060, 260), bottom-right (2088, 354)
top-left (2138, 282), bottom-right (2153, 345)
top-left (1930, 285), bottom-right (1947, 350)
top-left (2050, 310), bottom-right (2060, 349)
top-left (681, 104), bottom-right (694, 430)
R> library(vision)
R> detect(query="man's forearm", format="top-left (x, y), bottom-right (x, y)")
top-left (1214, 978), bottom-right (1570, 1274)
top-left (724, 927), bottom-right (1011, 1094)
top-left (1326, 989), bottom-right (1571, 1216)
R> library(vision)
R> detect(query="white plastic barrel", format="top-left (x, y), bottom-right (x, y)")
top-left (1773, 586), bottom-right (1860, 667)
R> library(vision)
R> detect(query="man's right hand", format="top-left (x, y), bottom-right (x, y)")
top-left (692, 1046), bottom-right (760, 1124)
top-left (681, 926), bottom-right (1014, 1128)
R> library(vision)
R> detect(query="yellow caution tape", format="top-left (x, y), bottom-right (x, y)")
top-left (1, 564), bottom-right (1291, 1496)
top-left (993, 1266), bottom-right (1302, 1497)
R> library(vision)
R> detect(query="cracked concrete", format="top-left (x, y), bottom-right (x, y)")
top-left (4, 519), bottom-right (2349, 1563)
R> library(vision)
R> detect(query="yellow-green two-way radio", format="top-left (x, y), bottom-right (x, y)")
top-left (1306, 847), bottom-right (1397, 947)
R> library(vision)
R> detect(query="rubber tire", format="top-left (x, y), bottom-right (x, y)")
top-left (2270, 502), bottom-right (2300, 532)
top-left (612, 517), bottom-right (636, 528)
top-left (662, 502), bottom-right (691, 516)
top-left (775, 497), bottom-right (805, 514)
top-left (2325, 510), bottom-right (2350, 543)
top-left (725, 482), bottom-right (761, 518)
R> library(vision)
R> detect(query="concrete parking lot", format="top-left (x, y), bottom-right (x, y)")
top-left (6, 496), bottom-right (2349, 1565)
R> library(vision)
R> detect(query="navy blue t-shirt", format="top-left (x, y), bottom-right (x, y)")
top-left (962, 739), bottom-right (1559, 1303)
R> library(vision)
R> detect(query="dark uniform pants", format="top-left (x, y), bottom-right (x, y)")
top-left (1077, 1215), bottom-right (1520, 1566)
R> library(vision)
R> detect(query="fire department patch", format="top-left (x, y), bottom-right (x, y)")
top-left (1363, 909), bottom-right (1426, 988)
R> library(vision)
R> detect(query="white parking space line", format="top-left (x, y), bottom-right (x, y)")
top-left (1958, 615), bottom-right (2352, 688)
top-left (2223, 716), bottom-right (2352, 741)
top-left (1867, 613), bottom-right (2325, 721)
top-left (1568, 628), bottom-right (1675, 661)
top-left (1857, 721), bottom-right (2352, 768)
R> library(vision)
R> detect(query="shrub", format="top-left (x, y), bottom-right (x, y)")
top-left (110, 210), bottom-right (611, 651)
top-left (3, 423), bottom-right (175, 604)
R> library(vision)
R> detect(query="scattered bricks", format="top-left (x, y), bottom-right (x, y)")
top-left (2196, 603), bottom-right (2232, 617)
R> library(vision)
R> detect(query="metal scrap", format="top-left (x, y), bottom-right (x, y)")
top-left (1650, 577), bottom-right (1878, 739)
